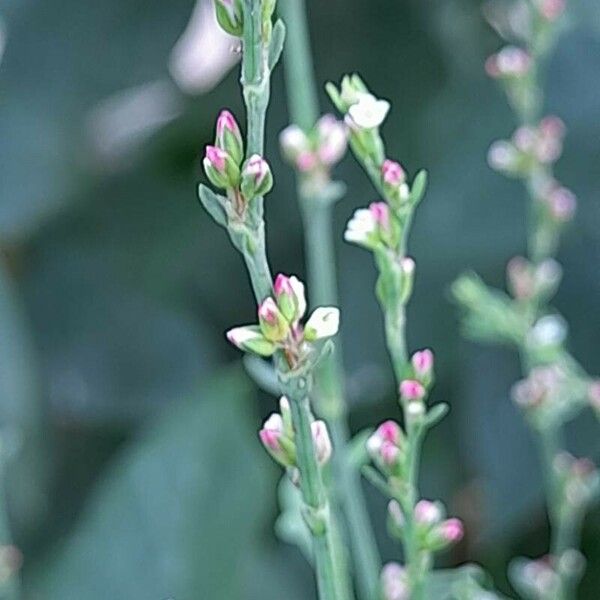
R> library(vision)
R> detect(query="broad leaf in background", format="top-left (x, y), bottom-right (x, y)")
top-left (0, 259), bottom-right (47, 535)
top-left (29, 368), bottom-right (304, 599)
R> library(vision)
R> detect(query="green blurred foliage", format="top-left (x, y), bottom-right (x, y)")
top-left (0, 0), bottom-right (599, 598)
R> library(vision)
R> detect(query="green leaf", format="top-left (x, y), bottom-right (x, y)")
top-left (198, 183), bottom-right (228, 228)
top-left (409, 169), bottom-right (428, 206)
top-left (268, 19), bottom-right (286, 71)
top-left (424, 403), bottom-right (449, 428)
top-left (29, 367), bottom-right (278, 600)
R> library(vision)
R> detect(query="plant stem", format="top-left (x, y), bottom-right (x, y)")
top-left (279, 2), bottom-right (381, 598)
top-left (233, 3), bottom-right (344, 598)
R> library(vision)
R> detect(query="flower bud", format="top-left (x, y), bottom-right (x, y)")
top-left (537, 0), bottom-right (566, 21)
top-left (344, 207), bottom-right (378, 248)
top-left (279, 125), bottom-right (311, 165)
top-left (414, 500), bottom-right (443, 525)
top-left (546, 186), bottom-right (576, 222)
top-left (258, 297), bottom-right (290, 342)
top-left (400, 379), bottom-right (426, 402)
top-left (485, 46), bottom-right (531, 79)
top-left (311, 420), bottom-right (333, 466)
top-left (303, 307), bottom-right (340, 341)
top-left (367, 421), bottom-right (404, 471)
top-left (241, 154), bottom-right (274, 198)
top-left (488, 140), bottom-right (520, 173)
top-left (316, 114), bottom-right (348, 166)
top-left (226, 325), bottom-right (277, 356)
top-left (259, 413), bottom-right (295, 467)
top-left (213, 0), bottom-right (243, 37)
top-left (437, 518), bottom-right (464, 544)
top-left (411, 349), bottom-right (434, 383)
top-left (215, 109), bottom-right (244, 165)
top-left (381, 160), bottom-right (409, 204)
top-left (203, 145), bottom-right (240, 190)
top-left (347, 93), bottom-right (390, 129)
top-left (381, 562), bottom-right (409, 600)
top-left (274, 274), bottom-right (307, 324)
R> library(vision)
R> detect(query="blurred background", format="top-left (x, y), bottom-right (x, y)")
top-left (0, 0), bottom-right (599, 597)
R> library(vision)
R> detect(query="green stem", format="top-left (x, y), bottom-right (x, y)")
top-left (283, 374), bottom-right (344, 600)
top-left (235, 3), bottom-right (343, 599)
top-left (280, 2), bottom-right (381, 598)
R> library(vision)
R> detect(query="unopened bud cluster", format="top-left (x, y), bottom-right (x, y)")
top-left (258, 396), bottom-right (332, 470)
top-left (511, 364), bottom-right (589, 428)
top-left (203, 110), bottom-right (273, 216)
top-left (226, 273), bottom-right (339, 367)
top-left (279, 114), bottom-right (347, 183)
top-left (488, 116), bottom-right (565, 176)
top-left (553, 452), bottom-right (599, 513)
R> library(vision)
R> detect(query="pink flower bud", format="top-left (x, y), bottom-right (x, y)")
top-left (311, 420), bottom-right (333, 465)
top-left (241, 154), bottom-right (273, 198)
top-left (382, 159), bottom-right (406, 185)
top-left (547, 186), bottom-right (576, 222)
top-left (439, 518), bottom-right (464, 543)
top-left (538, 0), bottom-right (566, 20)
top-left (381, 563), bottom-right (409, 600)
top-left (377, 420), bottom-right (402, 445)
top-left (205, 145), bottom-right (227, 172)
top-left (411, 349), bottom-right (434, 380)
top-left (380, 441), bottom-right (401, 466)
top-left (487, 140), bottom-right (518, 172)
top-left (316, 114), bottom-right (348, 166)
top-left (485, 46), bottom-right (531, 79)
top-left (414, 500), bottom-right (442, 525)
top-left (259, 413), bottom-right (284, 451)
top-left (400, 379), bottom-right (425, 401)
top-left (215, 109), bottom-right (243, 165)
top-left (258, 297), bottom-right (290, 342)
top-left (274, 273), bottom-right (307, 324)
top-left (296, 151), bottom-right (318, 172)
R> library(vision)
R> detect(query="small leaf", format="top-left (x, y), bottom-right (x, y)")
top-left (243, 355), bottom-right (279, 395)
top-left (424, 403), bottom-right (450, 428)
top-left (362, 465), bottom-right (392, 497)
top-left (325, 82), bottom-right (345, 113)
top-left (409, 169), bottom-right (428, 206)
top-left (268, 19), bottom-right (286, 71)
top-left (198, 184), bottom-right (228, 228)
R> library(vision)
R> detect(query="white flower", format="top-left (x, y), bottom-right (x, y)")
top-left (279, 124), bottom-right (309, 161)
top-left (303, 307), bottom-right (340, 341)
top-left (347, 93), bottom-right (390, 129)
top-left (344, 208), bottom-right (377, 247)
top-left (225, 325), bottom-right (277, 356)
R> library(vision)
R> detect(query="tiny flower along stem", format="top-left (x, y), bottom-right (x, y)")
top-left (201, 2), bottom-right (345, 599)
top-left (279, 2), bottom-right (382, 598)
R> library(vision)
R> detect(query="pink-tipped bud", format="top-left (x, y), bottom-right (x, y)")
top-left (203, 145), bottom-right (240, 190)
top-left (400, 379), bottom-right (425, 401)
top-left (259, 413), bottom-right (284, 451)
top-left (485, 46), bottom-right (531, 79)
top-left (274, 273), bottom-right (307, 324)
top-left (241, 154), bottom-right (273, 199)
top-left (297, 151), bottom-right (318, 173)
top-left (382, 159), bottom-right (406, 185)
top-left (279, 125), bottom-right (311, 165)
top-left (215, 109), bottom-right (244, 165)
top-left (439, 518), bottom-right (464, 543)
top-left (381, 562), bottom-right (409, 600)
top-left (538, 0), bottom-right (566, 21)
top-left (380, 441), bottom-right (401, 466)
top-left (414, 500), bottom-right (443, 525)
top-left (546, 186), bottom-right (576, 222)
top-left (311, 420), bottom-right (333, 466)
top-left (377, 420), bottom-right (403, 445)
top-left (316, 114), bottom-right (348, 167)
top-left (411, 349), bottom-right (434, 381)
top-left (258, 297), bottom-right (290, 342)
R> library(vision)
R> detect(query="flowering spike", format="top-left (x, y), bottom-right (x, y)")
top-left (213, 0), bottom-right (243, 37)
top-left (258, 297), bottom-right (290, 342)
top-left (303, 307), bottom-right (340, 341)
top-left (215, 110), bottom-right (244, 165)
top-left (226, 325), bottom-right (277, 357)
top-left (241, 154), bottom-right (274, 199)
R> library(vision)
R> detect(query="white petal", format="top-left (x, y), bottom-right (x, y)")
top-left (304, 307), bottom-right (340, 340)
